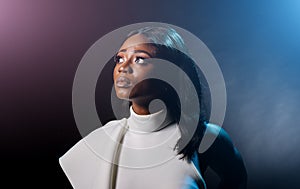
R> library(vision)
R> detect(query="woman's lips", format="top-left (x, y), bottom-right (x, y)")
top-left (116, 76), bottom-right (132, 88)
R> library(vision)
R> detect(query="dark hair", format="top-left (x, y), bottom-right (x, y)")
top-left (125, 26), bottom-right (209, 162)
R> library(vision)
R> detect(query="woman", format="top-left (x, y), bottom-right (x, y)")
top-left (60, 26), bottom-right (247, 189)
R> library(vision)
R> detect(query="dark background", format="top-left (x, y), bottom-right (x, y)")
top-left (1, 0), bottom-right (300, 188)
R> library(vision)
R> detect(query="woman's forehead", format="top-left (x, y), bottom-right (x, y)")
top-left (118, 34), bottom-right (156, 54)
top-left (122, 34), bottom-right (148, 46)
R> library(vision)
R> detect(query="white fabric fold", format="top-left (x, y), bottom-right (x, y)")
top-left (59, 108), bottom-right (206, 189)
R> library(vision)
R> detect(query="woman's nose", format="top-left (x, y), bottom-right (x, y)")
top-left (118, 59), bottom-right (132, 73)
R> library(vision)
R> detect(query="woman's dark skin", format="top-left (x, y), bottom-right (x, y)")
top-left (113, 34), bottom-right (158, 115)
top-left (114, 34), bottom-right (247, 189)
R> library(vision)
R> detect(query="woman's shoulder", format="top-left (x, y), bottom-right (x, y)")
top-left (205, 123), bottom-right (222, 135)
top-left (84, 118), bottom-right (127, 140)
top-left (198, 123), bottom-right (247, 188)
top-left (198, 123), bottom-right (232, 154)
top-left (101, 118), bottom-right (127, 129)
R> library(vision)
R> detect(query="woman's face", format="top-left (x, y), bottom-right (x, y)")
top-left (113, 34), bottom-right (158, 101)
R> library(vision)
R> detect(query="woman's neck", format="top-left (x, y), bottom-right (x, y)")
top-left (132, 102), bottom-right (150, 115)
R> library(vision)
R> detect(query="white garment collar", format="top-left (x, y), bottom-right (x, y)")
top-left (127, 106), bottom-right (174, 133)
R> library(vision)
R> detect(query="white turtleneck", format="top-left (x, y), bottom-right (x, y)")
top-left (59, 107), bottom-right (206, 189)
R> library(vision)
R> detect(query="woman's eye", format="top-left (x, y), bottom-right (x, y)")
top-left (135, 57), bottom-right (147, 64)
top-left (114, 55), bottom-right (125, 64)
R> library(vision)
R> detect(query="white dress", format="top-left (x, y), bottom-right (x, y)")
top-left (59, 107), bottom-right (206, 189)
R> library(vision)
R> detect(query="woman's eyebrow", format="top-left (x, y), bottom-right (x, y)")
top-left (118, 49), bottom-right (153, 57)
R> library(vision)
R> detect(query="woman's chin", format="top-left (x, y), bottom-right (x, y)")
top-left (115, 87), bottom-right (157, 103)
top-left (114, 86), bottom-right (130, 99)
top-left (116, 92), bottom-right (130, 100)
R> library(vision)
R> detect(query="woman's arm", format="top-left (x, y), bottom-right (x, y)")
top-left (198, 124), bottom-right (247, 189)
